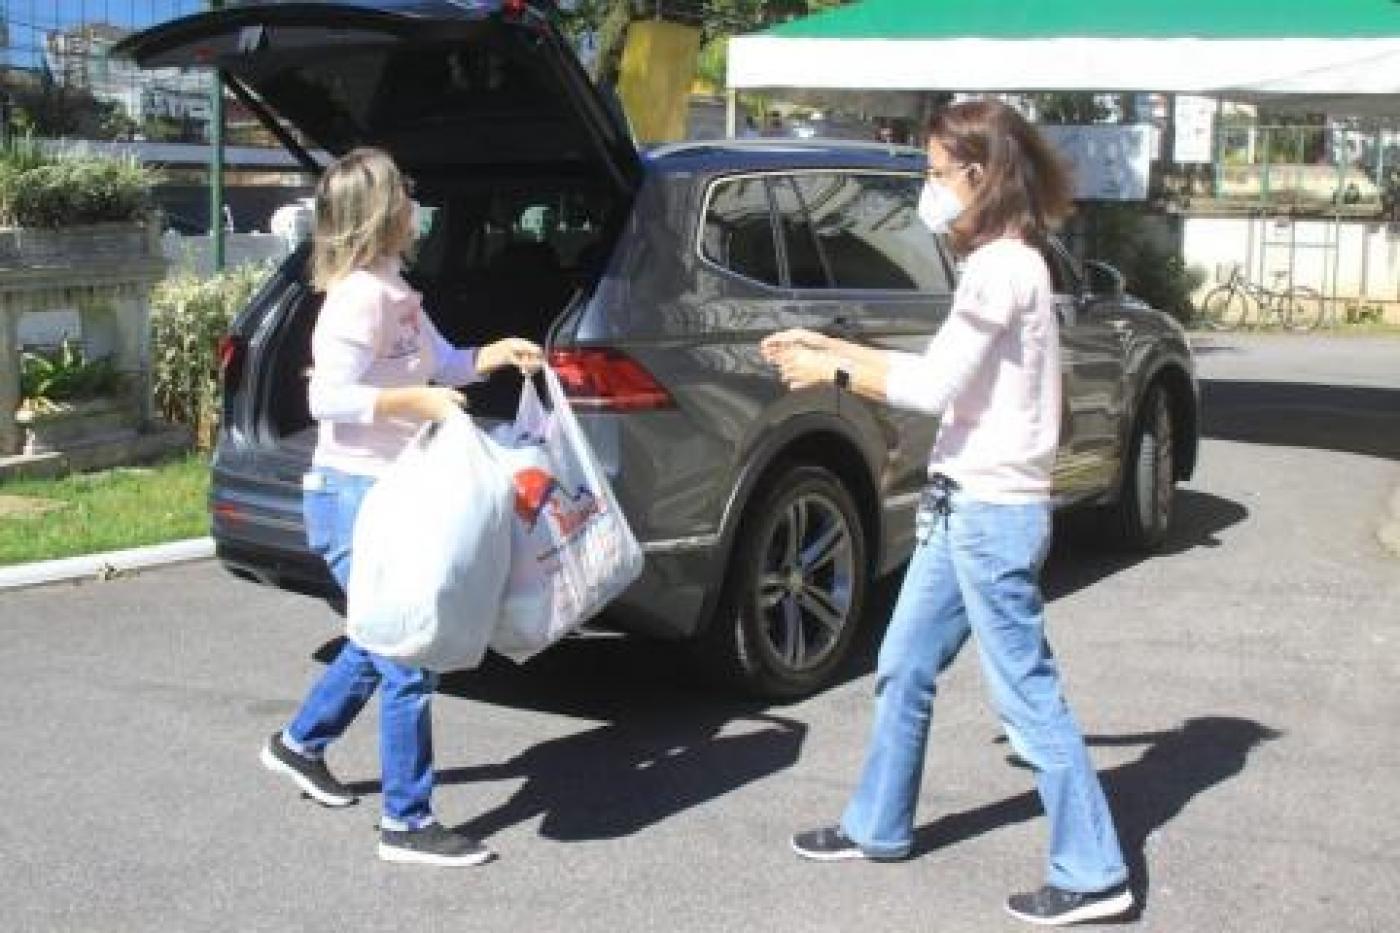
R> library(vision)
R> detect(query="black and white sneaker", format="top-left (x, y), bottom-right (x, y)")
top-left (378, 823), bottom-right (495, 867)
top-left (791, 826), bottom-right (899, 862)
top-left (260, 732), bottom-right (357, 808)
top-left (1005, 882), bottom-right (1134, 926)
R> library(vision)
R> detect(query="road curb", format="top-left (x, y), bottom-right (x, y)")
top-left (0, 537), bottom-right (215, 592)
top-left (1379, 486), bottom-right (1400, 560)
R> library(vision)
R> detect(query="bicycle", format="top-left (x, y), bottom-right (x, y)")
top-left (1199, 267), bottom-right (1323, 331)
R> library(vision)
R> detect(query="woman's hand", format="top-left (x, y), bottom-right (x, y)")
top-left (763, 328), bottom-right (844, 391)
top-left (375, 385), bottom-right (465, 423)
top-left (769, 344), bottom-right (840, 391)
top-left (760, 328), bottom-right (833, 363)
top-left (479, 338), bottom-right (545, 376)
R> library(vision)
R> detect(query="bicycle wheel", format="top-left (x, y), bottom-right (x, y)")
top-left (1199, 286), bottom-right (1248, 330)
top-left (1282, 286), bottom-right (1323, 332)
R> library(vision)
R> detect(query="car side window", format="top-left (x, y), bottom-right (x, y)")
top-left (791, 173), bottom-right (951, 292)
top-left (770, 177), bottom-right (831, 289)
top-left (701, 177), bottom-right (781, 287)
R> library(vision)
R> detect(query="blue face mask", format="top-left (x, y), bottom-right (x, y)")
top-left (917, 180), bottom-right (964, 234)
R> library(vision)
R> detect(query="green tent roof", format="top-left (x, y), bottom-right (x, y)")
top-left (768, 0), bottom-right (1400, 41)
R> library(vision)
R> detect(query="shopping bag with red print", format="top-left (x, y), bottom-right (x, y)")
top-left (488, 368), bottom-right (643, 662)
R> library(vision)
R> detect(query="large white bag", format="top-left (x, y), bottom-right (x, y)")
top-left (346, 409), bottom-right (512, 671)
top-left (489, 369), bottom-right (644, 662)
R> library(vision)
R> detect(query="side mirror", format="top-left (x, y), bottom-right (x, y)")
top-left (1084, 260), bottom-right (1126, 300)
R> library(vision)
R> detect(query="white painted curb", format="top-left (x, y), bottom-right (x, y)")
top-left (1378, 486), bottom-right (1400, 560)
top-left (0, 537), bottom-right (215, 592)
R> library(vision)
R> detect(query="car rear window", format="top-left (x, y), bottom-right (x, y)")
top-left (787, 172), bottom-right (951, 293)
top-left (700, 177), bottom-right (781, 287)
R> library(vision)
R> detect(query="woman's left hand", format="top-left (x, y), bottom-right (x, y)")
top-left (479, 337), bottom-right (545, 376)
top-left (769, 343), bottom-right (838, 391)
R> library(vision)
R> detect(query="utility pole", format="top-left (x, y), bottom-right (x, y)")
top-left (208, 0), bottom-right (226, 271)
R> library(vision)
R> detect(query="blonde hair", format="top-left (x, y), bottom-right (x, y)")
top-left (309, 147), bottom-right (412, 291)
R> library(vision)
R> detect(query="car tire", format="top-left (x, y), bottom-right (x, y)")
top-left (1101, 384), bottom-right (1176, 551)
top-left (701, 463), bottom-right (868, 700)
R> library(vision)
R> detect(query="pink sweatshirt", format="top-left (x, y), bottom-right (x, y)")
top-left (308, 259), bottom-right (480, 477)
top-left (883, 237), bottom-right (1061, 504)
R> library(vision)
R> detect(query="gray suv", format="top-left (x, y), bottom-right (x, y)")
top-left (119, 0), bottom-right (1198, 698)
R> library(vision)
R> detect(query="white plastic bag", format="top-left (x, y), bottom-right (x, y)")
top-left (489, 368), bottom-right (644, 662)
top-left (346, 409), bottom-right (513, 671)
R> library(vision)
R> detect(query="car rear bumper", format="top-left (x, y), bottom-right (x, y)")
top-left (210, 483), bottom-right (716, 641)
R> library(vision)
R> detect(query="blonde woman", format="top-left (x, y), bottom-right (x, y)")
top-left (259, 147), bottom-right (542, 867)
top-left (768, 101), bottom-right (1131, 926)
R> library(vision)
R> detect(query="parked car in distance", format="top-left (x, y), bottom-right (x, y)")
top-left (117, 0), bottom-right (1199, 699)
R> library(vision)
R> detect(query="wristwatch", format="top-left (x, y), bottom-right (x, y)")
top-left (834, 367), bottom-right (851, 390)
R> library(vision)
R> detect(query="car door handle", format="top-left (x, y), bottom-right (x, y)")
top-left (824, 316), bottom-right (858, 338)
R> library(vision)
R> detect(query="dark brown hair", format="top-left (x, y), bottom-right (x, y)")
top-left (927, 99), bottom-right (1074, 256)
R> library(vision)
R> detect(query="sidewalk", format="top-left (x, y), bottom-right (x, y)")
top-left (0, 537), bottom-right (213, 592)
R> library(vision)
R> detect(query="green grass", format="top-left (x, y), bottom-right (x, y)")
top-left (0, 454), bottom-right (210, 567)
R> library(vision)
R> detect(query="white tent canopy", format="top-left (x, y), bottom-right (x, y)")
top-left (727, 1), bottom-right (1400, 119)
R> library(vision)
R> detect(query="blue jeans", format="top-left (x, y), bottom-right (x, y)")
top-left (283, 466), bottom-right (438, 831)
top-left (840, 489), bottom-right (1126, 893)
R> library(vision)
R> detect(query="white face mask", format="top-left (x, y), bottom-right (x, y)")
top-left (917, 180), bottom-right (964, 234)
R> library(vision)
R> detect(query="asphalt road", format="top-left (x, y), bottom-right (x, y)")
top-left (2, 334), bottom-right (1398, 933)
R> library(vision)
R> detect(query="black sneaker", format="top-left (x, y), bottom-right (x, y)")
top-left (378, 823), bottom-right (495, 867)
top-left (259, 732), bottom-right (357, 808)
top-left (791, 826), bottom-right (899, 862)
top-left (1005, 882), bottom-right (1134, 926)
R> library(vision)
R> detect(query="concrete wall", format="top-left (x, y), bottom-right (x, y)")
top-left (1183, 216), bottom-right (1400, 315)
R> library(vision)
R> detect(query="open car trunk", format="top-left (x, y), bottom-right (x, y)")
top-left (114, 0), bottom-right (639, 449)
top-left (263, 172), bottom-right (623, 450)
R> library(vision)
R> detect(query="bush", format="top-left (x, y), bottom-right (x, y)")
top-left (0, 134), bottom-right (156, 228)
top-left (1073, 205), bottom-right (1206, 324)
top-left (150, 263), bottom-right (272, 448)
top-left (20, 338), bottom-right (124, 406)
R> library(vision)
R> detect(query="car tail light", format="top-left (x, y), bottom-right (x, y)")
top-left (212, 500), bottom-right (244, 526)
top-left (547, 348), bottom-right (674, 412)
top-left (216, 334), bottom-right (246, 391)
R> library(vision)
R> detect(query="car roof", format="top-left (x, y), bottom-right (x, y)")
top-left (644, 138), bottom-right (927, 175)
top-left (221, 0), bottom-right (501, 16)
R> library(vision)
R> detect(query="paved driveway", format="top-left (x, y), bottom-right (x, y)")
top-left (2, 334), bottom-right (1397, 932)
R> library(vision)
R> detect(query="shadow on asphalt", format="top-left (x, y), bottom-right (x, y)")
top-left (927, 717), bottom-right (1282, 919)
top-left (839, 487), bottom-right (1251, 680)
top-left (320, 634), bottom-right (808, 842)
top-left (1202, 379), bottom-right (1400, 460)
top-left (307, 486), bottom-right (1249, 847)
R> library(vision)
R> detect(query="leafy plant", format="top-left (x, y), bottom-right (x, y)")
top-left (150, 263), bottom-right (272, 448)
top-left (0, 134), bottom-right (156, 228)
top-left (1074, 204), bottom-right (1206, 324)
top-left (20, 338), bottom-right (123, 405)
top-left (1344, 302), bottom-right (1384, 325)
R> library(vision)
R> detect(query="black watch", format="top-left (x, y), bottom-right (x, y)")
top-left (834, 367), bottom-right (851, 390)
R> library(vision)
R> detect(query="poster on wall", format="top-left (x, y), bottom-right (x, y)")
top-left (1174, 95), bottom-right (1218, 164)
top-left (1040, 124), bottom-right (1153, 201)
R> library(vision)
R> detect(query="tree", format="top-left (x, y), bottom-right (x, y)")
top-left (1030, 93), bottom-right (1111, 125)
top-left (564, 0), bottom-right (849, 86)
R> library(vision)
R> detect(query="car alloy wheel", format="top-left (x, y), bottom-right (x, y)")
top-left (1111, 385), bottom-right (1175, 551)
top-left (704, 462), bottom-right (868, 699)
top-left (754, 492), bottom-right (856, 674)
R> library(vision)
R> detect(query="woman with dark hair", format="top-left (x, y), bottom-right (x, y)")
top-left (762, 99), bottom-right (1132, 927)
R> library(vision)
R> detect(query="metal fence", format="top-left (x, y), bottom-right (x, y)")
top-left (1207, 124), bottom-right (1400, 217)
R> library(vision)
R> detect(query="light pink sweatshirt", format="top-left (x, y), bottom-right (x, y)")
top-left (883, 237), bottom-right (1061, 503)
top-left (308, 259), bottom-right (480, 477)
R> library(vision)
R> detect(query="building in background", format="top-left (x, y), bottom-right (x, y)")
top-left (1, 2), bottom-right (310, 233)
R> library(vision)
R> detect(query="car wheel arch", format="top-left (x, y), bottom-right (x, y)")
top-left (697, 418), bottom-right (882, 636)
top-left (1111, 358), bottom-right (1198, 497)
